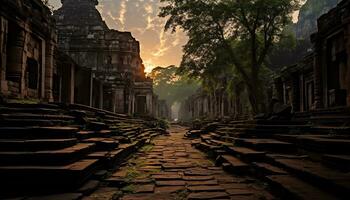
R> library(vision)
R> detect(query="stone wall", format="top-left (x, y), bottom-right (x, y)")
top-left (53, 0), bottom-right (157, 116)
top-left (276, 0), bottom-right (350, 112)
top-left (0, 0), bottom-right (57, 101)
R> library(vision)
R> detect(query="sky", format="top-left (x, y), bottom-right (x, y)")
top-left (49, 0), bottom-right (187, 73)
top-left (49, 0), bottom-right (301, 73)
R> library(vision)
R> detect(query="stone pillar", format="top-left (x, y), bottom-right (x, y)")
top-left (0, 17), bottom-right (8, 95)
top-left (146, 93), bottom-right (153, 115)
top-left (292, 74), bottom-right (300, 112)
top-left (69, 63), bottom-right (75, 104)
top-left (99, 82), bottom-right (103, 109)
top-left (89, 74), bottom-right (93, 107)
top-left (44, 41), bottom-right (54, 102)
top-left (112, 90), bottom-right (117, 113)
top-left (115, 88), bottom-right (125, 113)
top-left (346, 23), bottom-right (350, 106)
top-left (131, 93), bottom-right (135, 114)
top-left (6, 29), bottom-right (25, 96)
top-left (300, 74), bottom-right (305, 112)
top-left (313, 45), bottom-right (324, 110)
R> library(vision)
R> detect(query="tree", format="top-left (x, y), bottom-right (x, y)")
top-left (159, 0), bottom-right (300, 114)
top-left (149, 65), bottom-right (200, 107)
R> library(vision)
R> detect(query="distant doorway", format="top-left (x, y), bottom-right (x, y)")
top-left (135, 95), bottom-right (147, 114)
top-left (26, 58), bottom-right (39, 90)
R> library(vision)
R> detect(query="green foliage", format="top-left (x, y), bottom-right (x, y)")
top-left (121, 184), bottom-right (137, 193)
top-left (159, 0), bottom-right (301, 114)
top-left (150, 65), bottom-right (200, 107)
top-left (141, 144), bottom-right (154, 152)
top-left (157, 118), bottom-right (170, 130)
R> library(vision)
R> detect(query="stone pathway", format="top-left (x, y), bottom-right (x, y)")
top-left (104, 125), bottom-right (275, 200)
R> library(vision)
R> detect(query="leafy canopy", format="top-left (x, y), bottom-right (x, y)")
top-left (159, 0), bottom-right (300, 113)
top-left (149, 66), bottom-right (200, 107)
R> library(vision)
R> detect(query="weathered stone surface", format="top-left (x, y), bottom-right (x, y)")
top-left (156, 180), bottom-right (186, 186)
top-left (135, 184), bottom-right (155, 193)
top-left (109, 125), bottom-right (274, 200)
top-left (27, 193), bottom-right (83, 200)
top-left (152, 174), bottom-right (182, 180)
top-left (155, 186), bottom-right (186, 193)
top-left (187, 180), bottom-right (219, 186)
top-left (188, 185), bottom-right (225, 192)
top-left (187, 192), bottom-right (229, 200)
top-left (183, 175), bottom-right (214, 181)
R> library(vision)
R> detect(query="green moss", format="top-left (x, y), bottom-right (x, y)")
top-left (121, 184), bottom-right (137, 194)
top-left (141, 144), bottom-right (154, 152)
top-left (125, 167), bottom-right (141, 182)
top-left (175, 189), bottom-right (189, 200)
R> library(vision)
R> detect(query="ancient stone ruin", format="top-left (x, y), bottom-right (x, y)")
top-left (0, 0), bottom-right (349, 199)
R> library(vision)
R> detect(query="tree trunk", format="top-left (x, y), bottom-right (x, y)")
top-left (247, 75), bottom-right (264, 115)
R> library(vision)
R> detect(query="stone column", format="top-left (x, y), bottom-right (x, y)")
top-left (115, 88), bottom-right (125, 113)
top-left (44, 41), bottom-right (54, 102)
top-left (6, 29), bottom-right (25, 96)
top-left (0, 17), bottom-right (8, 95)
top-left (313, 44), bottom-right (324, 110)
top-left (146, 93), bottom-right (153, 116)
top-left (292, 74), bottom-right (300, 112)
top-left (69, 63), bottom-right (75, 104)
top-left (112, 90), bottom-right (117, 113)
top-left (346, 23), bottom-right (350, 106)
top-left (99, 82), bottom-right (103, 109)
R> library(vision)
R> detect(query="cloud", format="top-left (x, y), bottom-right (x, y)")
top-left (49, 0), bottom-right (187, 73)
top-left (96, 0), bottom-right (187, 73)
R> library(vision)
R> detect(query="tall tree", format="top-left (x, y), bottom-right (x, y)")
top-left (159, 0), bottom-right (300, 114)
top-left (150, 66), bottom-right (200, 107)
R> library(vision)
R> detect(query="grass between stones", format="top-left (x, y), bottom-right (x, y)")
top-left (140, 144), bottom-right (154, 152)
top-left (175, 189), bottom-right (189, 200)
top-left (121, 184), bottom-right (137, 194)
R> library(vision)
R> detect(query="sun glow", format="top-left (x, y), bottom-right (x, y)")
top-left (143, 59), bottom-right (157, 74)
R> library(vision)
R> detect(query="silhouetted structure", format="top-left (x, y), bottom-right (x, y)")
top-left (275, 0), bottom-right (350, 116)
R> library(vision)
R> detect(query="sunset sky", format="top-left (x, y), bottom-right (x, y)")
top-left (49, 0), bottom-right (301, 73)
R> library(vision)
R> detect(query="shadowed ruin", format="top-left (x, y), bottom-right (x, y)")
top-left (0, 0), bottom-right (349, 199)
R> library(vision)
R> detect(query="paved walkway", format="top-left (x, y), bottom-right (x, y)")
top-left (112, 125), bottom-right (274, 200)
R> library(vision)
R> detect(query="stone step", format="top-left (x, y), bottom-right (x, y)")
top-left (217, 155), bottom-right (250, 173)
top-left (311, 126), bottom-right (350, 134)
top-left (4, 103), bottom-right (60, 109)
top-left (0, 143), bottom-right (95, 165)
top-left (274, 158), bottom-right (350, 196)
top-left (252, 162), bottom-right (288, 176)
top-left (86, 121), bottom-right (109, 131)
top-left (0, 127), bottom-right (78, 139)
top-left (255, 124), bottom-right (311, 130)
top-left (255, 119), bottom-right (309, 125)
top-left (0, 107), bottom-right (60, 115)
top-left (185, 130), bottom-right (202, 138)
top-left (194, 142), bottom-right (221, 153)
top-left (209, 132), bottom-right (225, 140)
top-left (266, 175), bottom-right (338, 200)
top-left (323, 154), bottom-right (350, 172)
top-left (210, 139), bottom-right (233, 147)
top-left (0, 118), bottom-right (69, 127)
top-left (0, 113), bottom-right (75, 121)
top-left (82, 138), bottom-right (119, 151)
top-left (277, 135), bottom-right (350, 154)
top-left (0, 138), bottom-right (78, 151)
top-left (224, 146), bottom-right (266, 161)
top-left (235, 138), bottom-right (295, 153)
top-left (0, 159), bottom-right (99, 195)
top-left (310, 115), bottom-right (350, 126)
